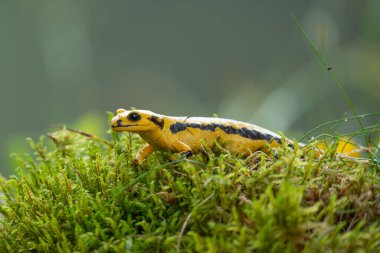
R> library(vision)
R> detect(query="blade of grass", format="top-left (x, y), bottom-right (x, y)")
top-left (291, 12), bottom-right (370, 148)
top-left (66, 127), bottom-right (113, 147)
top-left (299, 113), bottom-right (380, 142)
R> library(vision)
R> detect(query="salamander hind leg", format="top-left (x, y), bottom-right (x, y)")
top-left (134, 143), bottom-right (155, 165)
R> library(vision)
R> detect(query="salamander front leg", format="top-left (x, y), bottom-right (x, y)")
top-left (134, 143), bottom-right (154, 165)
top-left (179, 150), bottom-right (193, 159)
top-left (171, 141), bottom-right (193, 161)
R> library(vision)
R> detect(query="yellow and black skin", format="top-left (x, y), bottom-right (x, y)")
top-left (111, 109), bottom-right (291, 165)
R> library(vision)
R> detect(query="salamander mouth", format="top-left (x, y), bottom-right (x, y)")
top-left (112, 124), bottom-right (138, 128)
top-left (111, 119), bottom-right (139, 128)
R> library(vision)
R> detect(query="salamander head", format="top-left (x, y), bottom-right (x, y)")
top-left (111, 109), bottom-right (164, 132)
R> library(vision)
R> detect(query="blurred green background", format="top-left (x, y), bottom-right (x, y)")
top-left (1, 0), bottom-right (379, 176)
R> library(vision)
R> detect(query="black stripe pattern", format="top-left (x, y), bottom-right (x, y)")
top-left (169, 122), bottom-right (281, 143)
top-left (150, 115), bottom-right (164, 129)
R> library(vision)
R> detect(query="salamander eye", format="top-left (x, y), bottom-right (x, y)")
top-left (127, 112), bottom-right (141, 121)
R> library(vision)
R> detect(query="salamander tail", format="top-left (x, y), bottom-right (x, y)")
top-left (316, 138), bottom-right (361, 158)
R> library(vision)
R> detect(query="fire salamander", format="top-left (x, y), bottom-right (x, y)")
top-left (111, 109), bottom-right (294, 165)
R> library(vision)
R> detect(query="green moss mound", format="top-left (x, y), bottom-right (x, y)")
top-left (1, 129), bottom-right (380, 252)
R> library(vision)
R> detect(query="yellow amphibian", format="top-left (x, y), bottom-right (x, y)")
top-left (111, 109), bottom-right (288, 165)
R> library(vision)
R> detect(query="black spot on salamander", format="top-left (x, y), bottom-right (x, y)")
top-left (170, 122), bottom-right (187, 133)
top-left (169, 122), bottom-right (282, 143)
top-left (150, 115), bottom-right (164, 129)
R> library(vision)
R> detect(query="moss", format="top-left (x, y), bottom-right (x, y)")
top-left (1, 127), bottom-right (380, 253)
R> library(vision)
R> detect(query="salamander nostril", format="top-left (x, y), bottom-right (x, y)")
top-left (117, 119), bottom-right (122, 126)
